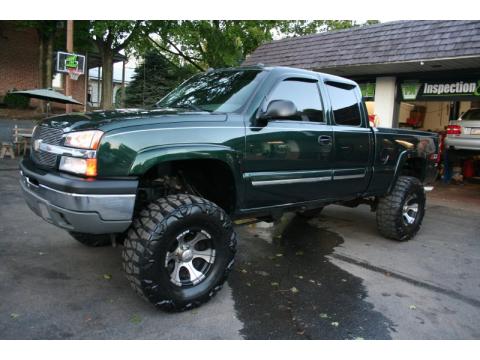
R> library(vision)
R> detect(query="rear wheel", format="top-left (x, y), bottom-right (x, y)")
top-left (122, 194), bottom-right (236, 311)
top-left (69, 232), bottom-right (112, 247)
top-left (376, 176), bottom-right (426, 241)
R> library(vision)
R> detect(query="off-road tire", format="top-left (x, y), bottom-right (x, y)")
top-left (296, 207), bottom-right (324, 219)
top-left (69, 232), bottom-right (112, 247)
top-left (376, 176), bottom-right (426, 241)
top-left (122, 194), bottom-right (236, 312)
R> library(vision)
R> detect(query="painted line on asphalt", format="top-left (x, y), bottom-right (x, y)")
top-left (331, 253), bottom-right (480, 308)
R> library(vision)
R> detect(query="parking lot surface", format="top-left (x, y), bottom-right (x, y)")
top-left (1, 159), bottom-right (479, 339)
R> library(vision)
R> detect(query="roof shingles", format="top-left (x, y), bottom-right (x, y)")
top-left (243, 21), bottom-right (480, 70)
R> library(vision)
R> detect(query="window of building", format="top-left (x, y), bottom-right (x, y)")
top-left (52, 73), bottom-right (63, 89)
top-left (269, 79), bottom-right (324, 122)
top-left (326, 82), bottom-right (362, 126)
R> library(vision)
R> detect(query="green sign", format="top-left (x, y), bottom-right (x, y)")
top-left (401, 82), bottom-right (422, 100)
top-left (359, 82), bottom-right (376, 99)
top-left (65, 54), bottom-right (79, 69)
top-left (400, 80), bottom-right (480, 101)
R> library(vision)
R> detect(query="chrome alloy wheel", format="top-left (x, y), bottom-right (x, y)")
top-left (402, 194), bottom-right (419, 225)
top-left (165, 229), bottom-right (216, 287)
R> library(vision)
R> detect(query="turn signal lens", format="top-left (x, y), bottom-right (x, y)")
top-left (59, 157), bottom-right (97, 177)
top-left (85, 158), bottom-right (97, 177)
top-left (446, 125), bottom-right (462, 135)
top-left (64, 130), bottom-right (104, 149)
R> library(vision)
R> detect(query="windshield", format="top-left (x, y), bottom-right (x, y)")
top-left (462, 109), bottom-right (480, 120)
top-left (156, 69), bottom-right (264, 113)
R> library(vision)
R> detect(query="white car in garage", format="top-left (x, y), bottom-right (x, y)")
top-left (445, 108), bottom-right (480, 151)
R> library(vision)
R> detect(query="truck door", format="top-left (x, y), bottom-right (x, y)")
top-left (244, 77), bottom-right (334, 209)
top-left (324, 81), bottom-right (373, 197)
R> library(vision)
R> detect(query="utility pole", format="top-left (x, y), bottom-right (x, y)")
top-left (65, 20), bottom-right (74, 113)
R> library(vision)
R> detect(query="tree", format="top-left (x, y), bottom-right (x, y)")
top-left (145, 20), bottom-right (278, 70)
top-left (274, 20), bottom-right (379, 37)
top-left (125, 51), bottom-right (195, 108)
top-left (144, 20), bottom-right (379, 70)
top-left (89, 21), bottom-right (142, 109)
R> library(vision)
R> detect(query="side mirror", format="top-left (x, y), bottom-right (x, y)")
top-left (260, 100), bottom-right (297, 120)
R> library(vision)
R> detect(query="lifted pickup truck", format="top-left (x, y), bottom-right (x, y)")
top-left (20, 66), bottom-right (438, 311)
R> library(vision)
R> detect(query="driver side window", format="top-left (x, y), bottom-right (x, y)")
top-left (268, 79), bottom-right (324, 122)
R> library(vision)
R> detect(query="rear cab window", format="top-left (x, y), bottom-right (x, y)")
top-left (325, 82), bottom-right (363, 126)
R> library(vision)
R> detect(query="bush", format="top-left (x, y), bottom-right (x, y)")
top-left (3, 91), bottom-right (30, 109)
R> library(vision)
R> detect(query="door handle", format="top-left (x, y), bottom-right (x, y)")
top-left (318, 135), bottom-right (332, 146)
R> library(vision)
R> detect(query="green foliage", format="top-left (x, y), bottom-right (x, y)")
top-left (144, 20), bottom-right (277, 70)
top-left (3, 91), bottom-right (30, 109)
top-left (89, 20), bottom-right (143, 54)
top-left (125, 51), bottom-right (196, 108)
top-left (143, 20), bottom-right (379, 70)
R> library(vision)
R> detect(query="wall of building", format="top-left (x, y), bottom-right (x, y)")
top-left (0, 26), bottom-right (39, 97)
top-left (88, 79), bottom-right (124, 108)
top-left (0, 24), bottom-right (85, 112)
top-left (397, 101), bottom-right (476, 131)
top-left (398, 101), bottom-right (450, 131)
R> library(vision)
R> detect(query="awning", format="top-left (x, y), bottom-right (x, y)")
top-left (12, 89), bottom-right (83, 105)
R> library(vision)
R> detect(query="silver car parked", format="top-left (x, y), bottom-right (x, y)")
top-left (445, 108), bottom-right (480, 151)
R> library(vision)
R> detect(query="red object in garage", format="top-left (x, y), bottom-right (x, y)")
top-left (463, 159), bottom-right (475, 178)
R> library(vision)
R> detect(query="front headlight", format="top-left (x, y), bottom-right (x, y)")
top-left (59, 156), bottom-right (97, 177)
top-left (64, 130), bottom-right (103, 150)
top-left (60, 130), bottom-right (102, 177)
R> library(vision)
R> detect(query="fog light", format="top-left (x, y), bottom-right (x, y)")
top-left (59, 156), bottom-right (97, 177)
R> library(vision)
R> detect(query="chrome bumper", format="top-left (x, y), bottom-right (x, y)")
top-left (20, 172), bottom-right (135, 234)
top-left (445, 137), bottom-right (480, 151)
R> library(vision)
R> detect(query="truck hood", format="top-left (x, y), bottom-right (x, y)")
top-left (39, 109), bottom-right (228, 133)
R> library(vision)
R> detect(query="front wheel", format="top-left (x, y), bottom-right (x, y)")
top-left (376, 176), bottom-right (426, 241)
top-left (122, 194), bottom-right (236, 311)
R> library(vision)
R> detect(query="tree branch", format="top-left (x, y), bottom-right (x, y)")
top-left (147, 36), bottom-right (204, 71)
top-left (114, 20), bottom-right (142, 53)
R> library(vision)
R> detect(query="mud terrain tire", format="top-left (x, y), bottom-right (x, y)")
top-left (376, 176), bottom-right (426, 241)
top-left (122, 194), bottom-right (236, 311)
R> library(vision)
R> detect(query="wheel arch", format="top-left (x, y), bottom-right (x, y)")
top-left (388, 150), bottom-right (427, 193)
top-left (129, 144), bottom-right (243, 214)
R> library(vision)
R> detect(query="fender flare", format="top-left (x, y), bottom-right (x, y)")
top-left (129, 143), bottom-right (244, 203)
top-left (387, 150), bottom-right (411, 193)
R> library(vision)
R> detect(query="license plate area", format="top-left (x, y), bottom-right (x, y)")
top-left (470, 128), bottom-right (480, 135)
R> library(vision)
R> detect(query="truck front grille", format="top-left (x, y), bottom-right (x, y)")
top-left (31, 125), bottom-right (64, 168)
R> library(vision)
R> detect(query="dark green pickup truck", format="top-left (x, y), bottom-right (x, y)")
top-left (20, 66), bottom-right (438, 311)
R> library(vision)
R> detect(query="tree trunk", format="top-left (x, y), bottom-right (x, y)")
top-left (100, 49), bottom-right (114, 110)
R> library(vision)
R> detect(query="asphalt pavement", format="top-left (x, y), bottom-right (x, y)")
top-left (1, 159), bottom-right (479, 339)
